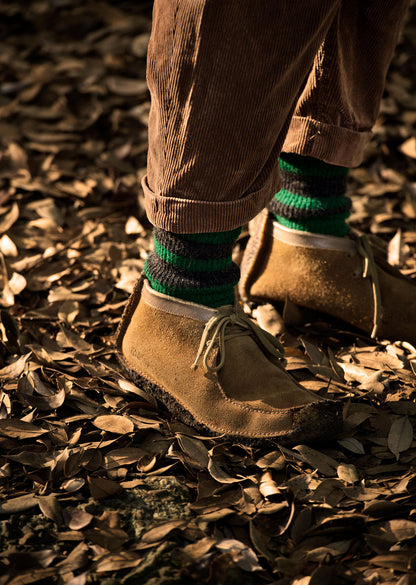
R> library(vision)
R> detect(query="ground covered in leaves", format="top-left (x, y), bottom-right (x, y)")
top-left (1, 2), bottom-right (416, 584)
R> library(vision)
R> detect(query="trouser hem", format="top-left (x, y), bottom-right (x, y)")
top-left (283, 116), bottom-right (373, 167)
top-left (142, 175), bottom-right (280, 233)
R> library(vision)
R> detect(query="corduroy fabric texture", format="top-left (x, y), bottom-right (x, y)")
top-left (268, 153), bottom-right (351, 236)
top-left (144, 227), bottom-right (241, 307)
top-left (143, 0), bottom-right (409, 233)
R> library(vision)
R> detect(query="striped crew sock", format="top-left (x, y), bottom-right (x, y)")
top-left (268, 153), bottom-right (351, 237)
top-left (144, 227), bottom-right (241, 308)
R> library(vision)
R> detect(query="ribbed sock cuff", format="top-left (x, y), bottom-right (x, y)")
top-left (279, 152), bottom-right (349, 178)
top-left (269, 153), bottom-right (351, 237)
top-left (144, 228), bottom-right (241, 308)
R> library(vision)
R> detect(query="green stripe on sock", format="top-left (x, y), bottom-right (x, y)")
top-left (276, 188), bottom-right (349, 212)
top-left (279, 153), bottom-right (348, 178)
top-left (154, 238), bottom-right (232, 272)
top-left (276, 213), bottom-right (350, 236)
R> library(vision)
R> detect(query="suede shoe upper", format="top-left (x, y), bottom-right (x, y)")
top-left (116, 277), bottom-right (342, 444)
top-left (240, 210), bottom-right (416, 344)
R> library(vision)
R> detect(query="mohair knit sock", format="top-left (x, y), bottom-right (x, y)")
top-left (144, 227), bottom-right (241, 308)
top-left (268, 153), bottom-right (351, 237)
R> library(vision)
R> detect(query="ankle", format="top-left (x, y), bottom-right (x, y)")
top-left (269, 153), bottom-right (351, 237)
top-left (144, 227), bottom-right (241, 308)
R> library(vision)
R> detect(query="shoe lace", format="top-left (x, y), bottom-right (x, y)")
top-left (191, 304), bottom-right (285, 373)
top-left (356, 234), bottom-right (381, 339)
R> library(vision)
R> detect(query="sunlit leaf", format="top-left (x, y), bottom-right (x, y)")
top-left (388, 417), bottom-right (413, 460)
top-left (93, 415), bottom-right (135, 435)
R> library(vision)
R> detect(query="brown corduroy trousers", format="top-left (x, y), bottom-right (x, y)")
top-left (143, 0), bottom-right (410, 233)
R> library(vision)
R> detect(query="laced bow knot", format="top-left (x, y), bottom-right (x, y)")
top-left (191, 304), bottom-right (285, 373)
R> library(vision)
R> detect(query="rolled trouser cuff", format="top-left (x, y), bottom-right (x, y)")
top-left (282, 116), bottom-right (373, 168)
top-left (142, 174), bottom-right (280, 234)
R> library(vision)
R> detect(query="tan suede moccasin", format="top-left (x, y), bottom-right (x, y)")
top-left (116, 277), bottom-right (343, 444)
top-left (240, 210), bottom-right (416, 343)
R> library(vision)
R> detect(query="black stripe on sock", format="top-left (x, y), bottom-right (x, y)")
top-left (153, 228), bottom-right (234, 261)
top-left (268, 199), bottom-right (352, 219)
top-left (145, 253), bottom-right (240, 291)
top-left (280, 174), bottom-right (348, 198)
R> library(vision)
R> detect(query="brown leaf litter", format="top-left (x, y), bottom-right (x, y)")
top-left (0, 2), bottom-right (416, 584)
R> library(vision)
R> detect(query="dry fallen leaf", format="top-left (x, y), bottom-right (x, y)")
top-left (387, 416), bottom-right (413, 460)
top-left (93, 414), bottom-right (135, 435)
top-left (0, 494), bottom-right (38, 515)
top-left (37, 495), bottom-right (63, 526)
top-left (0, 419), bottom-right (49, 439)
top-left (337, 437), bottom-right (366, 455)
top-left (337, 463), bottom-right (360, 484)
top-left (400, 136), bottom-right (416, 159)
top-left (141, 519), bottom-right (187, 544)
top-left (259, 470), bottom-right (281, 498)
top-left (293, 444), bottom-right (339, 476)
top-left (383, 519), bottom-right (416, 542)
top-left (87, 476), bottom-right (122, 500)
top-left (62, 507), bottom-right (94, 530)
top-left (388, 229), bottom-right (404, 266)
top-left (103, 447), bottom-right (147, 469)
top-left (256, 450), bottom-right (286, 470)
top-left (92, 551), bottom-right (142, 573)
top-left (215, 539), bottom-right (262, 572)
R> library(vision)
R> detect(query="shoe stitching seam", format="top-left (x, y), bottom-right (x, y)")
top-left (215, 378), bottom-right (319, 415)
top-left (118, 351), bottom-right (305, 437)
